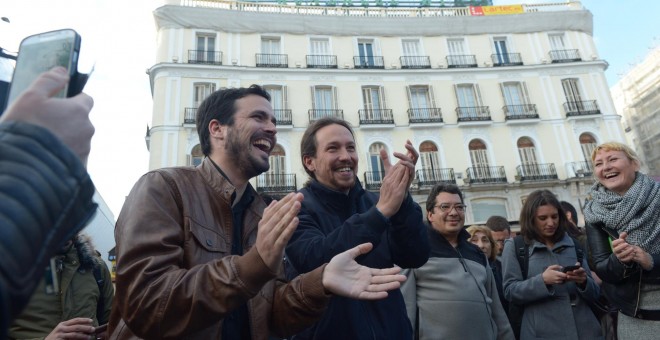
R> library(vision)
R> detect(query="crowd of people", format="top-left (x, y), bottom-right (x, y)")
top-left (2, 69), bottom-right (659, 340)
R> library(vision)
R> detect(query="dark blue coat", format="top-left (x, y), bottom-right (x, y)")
top-left (285, 179), bottom-right (430, 340)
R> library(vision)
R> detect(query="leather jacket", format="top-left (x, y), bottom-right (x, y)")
top-left (586, 222), bottom-right (660, 318)
top-left (108, 158), bottom-right (330, 339)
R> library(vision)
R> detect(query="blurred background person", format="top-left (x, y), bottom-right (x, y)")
top-left (468, 225), bottom-right (508, 315)
top-left (584, 142), bottom-right (660, 339)
top-left (487, 215), bottom-right (512, 258)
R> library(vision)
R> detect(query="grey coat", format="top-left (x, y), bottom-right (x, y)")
top-left (502, 234), bottom-right (603, 340)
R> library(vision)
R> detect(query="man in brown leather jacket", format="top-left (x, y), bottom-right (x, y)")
top-left (108, 85), bottom-right (406, 340)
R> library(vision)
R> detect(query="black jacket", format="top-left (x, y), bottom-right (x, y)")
top-left (586, 222), bottom-right (660, 318)
top-left (0, 122), bottom-right (97, 337)
top-left (285, 179), bottom-right (430, 339)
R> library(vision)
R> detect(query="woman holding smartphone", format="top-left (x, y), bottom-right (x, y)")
top-left (502, 189), bottom-right (602, 339)
top-left (584, 142), bottom-right (660, 339)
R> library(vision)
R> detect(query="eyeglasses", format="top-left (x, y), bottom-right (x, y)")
top-left (434, 204), bottom-right (466, 213)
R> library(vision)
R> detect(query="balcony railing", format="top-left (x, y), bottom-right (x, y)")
top-left (503, 104), bottom-right (539, 120)
top-left (353, 56), bottom-right (385, 69)
top-left (400, 56), bottom-right (431, 69)
top-left (549, 49), bottom-right (581, 63)
top-left (358, 109), bottom-right (394, 125)
top-left (274, 109), bottom-right (292, 126)
top-left (188, 50), bottom-right (222, 65)
top-left (408, 107), bottom-right (443, 124)
top-left (568, 161), bottom-right (593, 178)
top-left (255, 173), bottom-right (297, 193)
top-left (447, 54), bottom-right (478, 68)
top-left (564, 100), bottom-right (600, 117)
top-left (416, 168), bottom-right (456, 187)
top-left (516, 163), bottom-right (558, 182)
top-left (364, 171), bottom-right (384, 191)
top-left (306, 55), bottom-right (338, 68)
top-left (255, 53), bottom-right (288, 68)
top-left (456, 106), bottom-right (491, 122)
top-left (184, 107), bottom-right (197, 124)
top-left (308, 109), bottom-right (343, 122)
top-left (465, 166), bottom-right (507, 184)
top-left (491, 53), bottom-right (523, 66)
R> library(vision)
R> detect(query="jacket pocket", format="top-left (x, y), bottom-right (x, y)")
top-left (188, 220), bottom-right (229, 263)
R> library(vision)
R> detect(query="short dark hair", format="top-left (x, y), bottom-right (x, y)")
top-left (300, 117), bottom-right (355, 180)
top-left (560, 201), bottom-right (578, 226)
top-left (519, 190), bottom-right (568, 244)
top-left (486, 215), bottom-right (510, 233)
top-left (425, 183), bottom-right (464, 213)
top-left (196, 85), bottom-right (270, 156)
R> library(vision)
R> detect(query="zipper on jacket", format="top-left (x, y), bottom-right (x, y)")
top-left (634, 270), bottom-right (643, 317)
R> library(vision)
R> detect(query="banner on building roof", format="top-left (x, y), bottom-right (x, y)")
top-left (470, 5), bottom-right (523, 16)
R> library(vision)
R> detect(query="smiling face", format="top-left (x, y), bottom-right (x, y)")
top-left (470, 231), bottom-right (492, 258)
top-left (534, 204), bottom-right (559, 244)
top-left (593, 149), bottom-right (639, 196)
top-left (303, 123), bottom-right (358, 193)
top-left (428, 192), bottom-right (465, 243)
top-left (221, 94), bottom-right (276, 181)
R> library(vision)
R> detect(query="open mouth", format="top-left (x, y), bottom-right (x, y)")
top-left (253, 138), bottom-right (272, 154)
top-left (337, 167), bottom-right (353, 174)
top-left (604, 172), bottom-right (618, 179)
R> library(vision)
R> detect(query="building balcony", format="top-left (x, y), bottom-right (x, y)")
top-left (358, 109), bottom-right (394, 125)
top-left (188, 50), bottom-right (222, 65)
top-left (184, 107), bottom-right (197, 124)
top-left (408, 107), bottom-right (443, 124)
top-left (491, 53), bottom-right (523, 66)
top-left (308, 109), bottom-right (343, 122)
top-left (504, 104), bottom-right (539, 120)
top-left (364, 171), bottom-right (384, 191)
top-left (274, 109), bottom-right (292, 126)
top-left (306, 55), bottom-right (338, 68)
top-left (255, 173), bottom-right (297, 194)
top-left (567, 161), bottom-right (593, 178)
top-left (516, 163), bottom-right (558, 182)
top-left (456, 106), bottom-right (491, 122)
top-left (353, 56), bottom-right (385, 69)
top-left (564, 100), bottom-right (600, 117)
top-left (416, 168), bottom-right (456, 187)
top-left (446, 55), bottom-right (478, 68)
top-left (465, 166), bottom-right (507, 184)
top-left (255, 53), bottom-right (288, 68)
top-left (549, 49), bottom-right (581, 63)
top-left (400, 56), bottom-right (431, 69)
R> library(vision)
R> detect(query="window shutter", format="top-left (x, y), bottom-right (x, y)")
top-left (283, 85), bottom-right (288, 109)
top-left (475, 83), bottom-right (483, 107)
top-left (429, 85), bottom-right (437, 108)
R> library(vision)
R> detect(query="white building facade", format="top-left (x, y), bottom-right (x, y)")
top-left (147, 0), bottom-right (625, 228)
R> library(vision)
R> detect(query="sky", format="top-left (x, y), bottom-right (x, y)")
top-left (1, 0), bottom-right (658, 222)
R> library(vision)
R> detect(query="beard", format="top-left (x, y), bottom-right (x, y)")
top-left (225, 127), bottom-right (270, 178)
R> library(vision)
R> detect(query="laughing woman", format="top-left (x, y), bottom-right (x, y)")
top-left (502, 190), bottom-right (602, 340)
top-left (584, 142), bottom-right (660, 339)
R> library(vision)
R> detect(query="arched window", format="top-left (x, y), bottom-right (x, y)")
top-left (189, 144), bottom-right (203, 166)
top-left (368, 143), bottom-right (387, 182)
top-left (517, 137), bottom-right (540, 177)
top-left (419, 141), bottom-right (442, 182)
top-left (579, 133), bottom-right (597, 162)
top-left (469, 139), bottom-right (490, 179)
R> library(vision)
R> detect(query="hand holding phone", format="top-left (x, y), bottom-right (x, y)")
top-left (561, 265), bottom-right (581, 273)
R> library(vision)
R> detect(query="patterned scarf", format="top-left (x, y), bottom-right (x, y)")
top-left (583, 172), bottom-right (660, 254)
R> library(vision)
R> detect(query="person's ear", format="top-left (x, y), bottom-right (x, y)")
top-left (209, 119), bottom-right (225, 140)
top-left (303, 155), bottom-right (316, 172)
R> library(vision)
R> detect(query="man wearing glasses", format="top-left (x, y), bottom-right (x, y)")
top-left (401, 183), bottom-right (513, 340)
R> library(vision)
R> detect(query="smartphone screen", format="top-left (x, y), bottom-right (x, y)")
top-left (6, 29), bottom-right (80, 107)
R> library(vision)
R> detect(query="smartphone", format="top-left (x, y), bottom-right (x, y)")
top-left (6, 29), bottom-right (81, 108)
top-left (94, 324), bottom-right (108, 335)
top-left (561, 265), bottom-right (580, 273)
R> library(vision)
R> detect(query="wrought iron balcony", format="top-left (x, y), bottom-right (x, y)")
top-left (358, 109), bottom-right (394, 125)
top-left (408, 107), bottom-right (443, 124)
top-left (516, 163), bottom-right (558, 182)
top-left (416, 168), bottom-right (456, 187)
top-left (400, 56), bottom-right (431, 69)
top-left (255, 53), bottom-right (288, 68)
top-left (549, 49), bottom-right (581, 63)
top-left (308, 109), bottom-right (343, 123)
top-left (465, 166), bottom-right (507, 184)
top-left (491, 53), bottom-right (523, 66)
top-left (306, 55), bottom-right (338, 68)
top-left (564, 100), bottom-right (600, 117)
top-left (503, 104), bottom-right (539, 120)
top-left (188, 50), bottom-right (222, 65)
top-left (456, 106), bottom-right (491, 122)
top-left (364, 171), bottom-right (384, 191)
top-left (184, 107), bottom-right (197, 124)
top-left (446, 54), bottom-right (478, 68)
top-left (274, 109), bottom-right (292, 126)
top-left (255, 173), bottom-right (297, 194)
top-left (568, 161), bottom-right (593, 178)
top-left (353, 56), bottom-right (385, 69)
